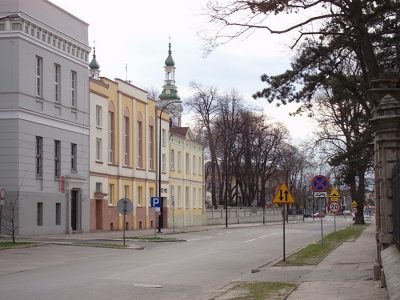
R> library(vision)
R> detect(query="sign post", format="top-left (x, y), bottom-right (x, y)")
top-left (311, 175), bottom-right (331, 245)
top-left (117, 198), bottom-right (133, 246)
top-left (273, 183), bottom-right (295, 262)
top-left (151, 197), bottom-right (161, 237)
top-left (0, 188), bottom-right (6, 234)
top-left (329, 187), bottom-right (341, 232)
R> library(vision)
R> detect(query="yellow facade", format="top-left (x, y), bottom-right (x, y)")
top-left (89, 77), bottom-right (158, 232)
top-left (169, 127), bottom-right (205, 227)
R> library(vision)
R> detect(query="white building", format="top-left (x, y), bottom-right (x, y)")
top-left (0, 0), bottom-right (91, 235)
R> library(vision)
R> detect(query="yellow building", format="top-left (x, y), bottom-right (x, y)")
top-left (88, 42), bottom-right (205, 231)
top-left (89, 51), bottom-right (158, 231)
top-left (169, 127), bottom-right (205, 227)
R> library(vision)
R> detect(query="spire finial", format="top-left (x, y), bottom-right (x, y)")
top-left (168, 36), bottom-right (172, 55)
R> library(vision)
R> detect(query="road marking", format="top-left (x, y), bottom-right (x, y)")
top-left (244, 233), bottom-right (280, 243)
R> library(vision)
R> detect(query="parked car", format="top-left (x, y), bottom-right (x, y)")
top-left (303, 212), bottom-right (313, 218)
top-left (313, 212), bottom-right (325, 218)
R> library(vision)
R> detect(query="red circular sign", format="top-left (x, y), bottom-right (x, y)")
top-left (329, 202), bottom-right (341, 213)
top-left (311, 175), bottom-right (330, 192)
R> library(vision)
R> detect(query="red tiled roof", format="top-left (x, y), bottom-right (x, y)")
top-left (170, 126), bottom-right (189, 137)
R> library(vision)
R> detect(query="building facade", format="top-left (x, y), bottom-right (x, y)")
top-left (169, 127), bottom-right (205, 227)
top-left (89, 66), bottom-right (160, 231)
top-left (0, 0), bottom-right (90, 235)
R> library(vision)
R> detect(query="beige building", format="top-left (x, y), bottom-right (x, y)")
top-left (88, 54), bottom-right (159, 231)
top-left (168, 127), bottom-right (205, 227)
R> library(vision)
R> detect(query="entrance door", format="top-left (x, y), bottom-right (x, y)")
top-left (71, 190), bottom-right (78, 231)
top-left (95, 200), bottom-right (102, 230)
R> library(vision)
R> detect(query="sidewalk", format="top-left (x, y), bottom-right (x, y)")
top-left (241, 223), bottom-right (388, 300)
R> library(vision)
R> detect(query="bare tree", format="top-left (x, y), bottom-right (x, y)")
top-left (2, 188), bottom-right (20, 243)
top-left (185, 82), bottom-right (220, 207)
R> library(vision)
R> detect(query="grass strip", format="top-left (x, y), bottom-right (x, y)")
top-left (277, 224), bottom-right (367, 266)
top-left (0, 241), bottom-right (36, 250)
top-left (226, 282), bottom-right (296, 300)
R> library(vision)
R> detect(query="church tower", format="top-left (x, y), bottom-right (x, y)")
top-left (89, 47), bottom-right (100, 79)
top-left (159, 41), bottom-right (183, 126)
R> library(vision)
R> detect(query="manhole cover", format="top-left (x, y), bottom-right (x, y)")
top-left (134, 283), bottom-right (163, 288)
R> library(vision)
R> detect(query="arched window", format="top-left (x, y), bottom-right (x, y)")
top-left (108, 101), bottom-right (115, 164)
top-left (124, 107), bottom-right (130, 166)
top-left (137, 112), bottom-right (143, 168)
top-left (149, 117), bottom-right (154, 170)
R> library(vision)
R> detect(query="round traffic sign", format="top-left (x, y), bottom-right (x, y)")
top-left (117, 198), bottom-right (133, 215)
top-left (351, 207), bottom-right (358, 214)
top-left (311, 175), bottom-right (330, 192)
top-left (329, 202), bottom-right (341, 213)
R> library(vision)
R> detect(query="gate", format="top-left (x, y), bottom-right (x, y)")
top-left (393, 161), bottom-right (400, 247)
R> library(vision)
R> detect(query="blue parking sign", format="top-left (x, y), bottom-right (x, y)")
top-left (150, 197), bottom-right (161, 208)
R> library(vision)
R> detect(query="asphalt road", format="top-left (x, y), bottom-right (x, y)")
top-left (0, 217), bottom-right (352, 300)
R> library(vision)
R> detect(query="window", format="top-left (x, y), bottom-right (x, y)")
top-left (171, 186), bottom-right (175, 207)
top-left (71, 71), bottom-right (77, 107)
top-left (178, 186), bottom-right (181, 207)
top-left (54, 140), bottom-right (61, 178)
top-left (124, 116), bottom-right (129, 166)
top-left (198, 157), bottom-right (202, 175)
top-left (193, 187), bottom-right (196, 208)
top-left (96, 138), bottom-right (102, 161)
top-left (185, 187), bottom-right (190, 207)
top-left (170, 149), bottom-right (175, 171)
top-left (137, 186), bottom-right (143, 206)
top-left (185, 153), bottom-right (190, 173)
top-left (149, 125), bottom-right (154, 169)
top-left (162, 129), bottom-right (166, 147)
top-left (56, 203), bottom-right (61, 225)
top-left (162, 154), bottom-right (166, 173)
top-left (35, 56), bottom-right (43, 97)
top-left (137, 121), bottom-right (143, 168)
top-left (35, 136), bottom-right (43, 177)
top-left (95, 105), bottom-right (102, 127)
top-left (108, 184), bottom-right (114, 205)
top-left (108, 111), bottom-right (114, 163)
top-left (193, 155), bottom-right (197, 175)
top-left (54, 64), bottom-right (61, 102)
top-left (95, 182), bottom-right (102, 193)
top-left (199, 188), bottom-right (202, 208)
top-left (71, 143), bottom-right (77, 172)
top-left (177, 151), bottom-right (182, 172)
top-left (124, 185), bottom-right (129, 198)
top-left (149, 187), bottom-right (154, 197)
top-left (37, 202), bottom-right (43, 226)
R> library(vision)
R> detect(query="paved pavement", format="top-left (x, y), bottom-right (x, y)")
top-left (240, 221), bottom-right (389, 300)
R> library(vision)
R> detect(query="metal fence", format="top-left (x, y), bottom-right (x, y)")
top-left (393, 161), bottom-right (400, 247)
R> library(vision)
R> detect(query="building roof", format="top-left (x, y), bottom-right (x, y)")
top-left (170, 126), bottom-right (189, 137)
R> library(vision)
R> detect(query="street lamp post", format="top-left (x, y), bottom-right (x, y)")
top-left (158, 101), bottom-right (181, 233)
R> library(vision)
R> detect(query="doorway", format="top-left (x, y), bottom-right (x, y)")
top-left (71, 190), bottom-right (78, 231)
top-left (95, 200), bottom-right (102, 230)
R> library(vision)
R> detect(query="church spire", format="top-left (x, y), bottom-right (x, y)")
top-left (89, 45), bottom-right (100, 79)
top-left (159, 39), bottom-right (183, 126)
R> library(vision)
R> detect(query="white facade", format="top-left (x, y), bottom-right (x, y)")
top-left (0, 0), bottom-right (90, 235)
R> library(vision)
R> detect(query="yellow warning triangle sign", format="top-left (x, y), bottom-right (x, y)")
top-left (273, 183), bottom-right (295, 204)
top-left (329, 187), bottom-right (340, 198)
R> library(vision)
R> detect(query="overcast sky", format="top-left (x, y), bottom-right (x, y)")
top-left (51, 0), bottom-right (317, 143)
